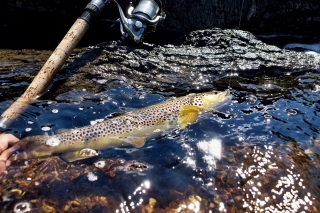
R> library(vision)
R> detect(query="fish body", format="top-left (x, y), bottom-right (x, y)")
top-left (10, 90), bottom-right (231, 162)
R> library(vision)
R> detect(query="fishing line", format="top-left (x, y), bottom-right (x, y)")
top-left (228, 66), bottom-right (233, 89)
top-left (238, 0), bottom-right (244, 29)
top-left (228, 59), bottom-right (237, 90)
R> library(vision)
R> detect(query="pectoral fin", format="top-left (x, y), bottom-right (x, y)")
top-left (178, 105), bottom-right (200, 129)
top-left (127, 136), bottom-right (146, 148)
top-left (61, 148), bottom-right (99, 162)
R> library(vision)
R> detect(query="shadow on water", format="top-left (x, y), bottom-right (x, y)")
top-left (41, 46), bottom-right (104, 101)
top-left (0, 47), bottom-right (320, 212)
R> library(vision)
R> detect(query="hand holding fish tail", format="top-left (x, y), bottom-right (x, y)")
top-left (8, 135), bottom-right (61, 161)
top-left (0, 133), bottom-right (19, 176)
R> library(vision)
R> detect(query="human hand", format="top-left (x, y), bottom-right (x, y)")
top-left (0, 134), bottom-right (19, 176)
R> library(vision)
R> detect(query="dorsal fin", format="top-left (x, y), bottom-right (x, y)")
top-left (56, 128), bottom-right (70, 134)
top-left (178, 105), bottom-right (200, 129)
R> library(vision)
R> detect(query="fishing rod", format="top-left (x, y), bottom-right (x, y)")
top-left (0, 0), bottom-right (166, 130)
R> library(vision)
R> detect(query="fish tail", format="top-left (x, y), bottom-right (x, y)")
top-left (9, 135), bottom-right (49, 161)
top-left (17, 135), bottom-right (46, 149)
top-left (8, 152), bottom-right (29, 161)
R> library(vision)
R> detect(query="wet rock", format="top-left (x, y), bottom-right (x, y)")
top-left (1, 28), bottom-right (319, 101)
top-left (48, 29), bottom-right (319, 97)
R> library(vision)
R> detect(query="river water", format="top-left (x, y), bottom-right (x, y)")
top-left (0, 42), bottom-right (319, 212)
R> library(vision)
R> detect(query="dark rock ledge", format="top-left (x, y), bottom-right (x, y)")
top-left (51, 28), bottom-right (319, 96)
top-left (1, 28), bottom-right (319, 102)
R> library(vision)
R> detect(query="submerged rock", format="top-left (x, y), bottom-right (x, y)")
top-left (1, 140), bottom-right (319, 212)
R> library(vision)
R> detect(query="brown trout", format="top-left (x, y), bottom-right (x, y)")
top-left (9, 90), bottom-right (231, 162)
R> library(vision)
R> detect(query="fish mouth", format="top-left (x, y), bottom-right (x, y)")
top-left (214, 89), bottom-right (232, 109)
top-left (215, 89), bottom-right (232, 101)
top-left (222, 89), bottom-right (230, 97)
top-left (224, 89), bottom-right (232, 100)
top-left (199, 89), bottom-right (232, 110)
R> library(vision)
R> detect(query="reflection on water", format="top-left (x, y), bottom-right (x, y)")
top-left (116, 180), bottom-right (152, 213)
top-left (237, 145), bottom-right (316, 212)
top-left (0, 50), bottom-right (320, 212)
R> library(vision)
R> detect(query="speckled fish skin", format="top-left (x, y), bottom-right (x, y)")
top-left (9, 90), bottom-right (231, 161)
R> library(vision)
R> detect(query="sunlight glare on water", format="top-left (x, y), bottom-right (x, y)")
top-left (197, 138), bottom-right (222, 170)
top-left (116, 180), bottom-right (152, 213)
top-left (237, 145), bottom-right (316, 212)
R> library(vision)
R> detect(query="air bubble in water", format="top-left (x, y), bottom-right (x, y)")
top-left (286, 108), bottom-right (297, 116)
top-left (41, 126), bottom-right (51, 131)
top-left (264, 114), bottom-right (272, 119)
top-left (13, 202), bottom-right (31, 213)
top-left (246, 95), bottom-right (257, 104)
top-left (51, 109), bottom-right (58, 113)
top-left (94, 160), bottom-right (106, 168)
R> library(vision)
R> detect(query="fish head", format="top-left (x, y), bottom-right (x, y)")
top-left (191, 90), bottom-right (231, 110)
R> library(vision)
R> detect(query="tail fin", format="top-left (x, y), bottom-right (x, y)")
top-left (8, 152), bottom-right (29, 161)
top-left (8, 135), bottom-right (47, 161)
top-left (16, 135), bottom-right (46, 149)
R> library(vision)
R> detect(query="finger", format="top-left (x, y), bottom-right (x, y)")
top-left (0, 161), bottom-right (7, 175)
top-left (7, 134), bottom-right (20, 145)
top-left (0, 134), bottom-right (19, 151)
top-left (0, 144), bottom-right (20, 160)
top-left (0, 143), bottom-right (6, 152)
top-left (6, 159), bottom-right (12, 167)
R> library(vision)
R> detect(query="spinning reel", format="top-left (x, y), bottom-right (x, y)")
top-left (82, 0), bottom-right (166, 42)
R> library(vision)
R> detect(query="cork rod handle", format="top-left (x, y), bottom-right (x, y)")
top-left (0, 18), bottom-right (89, 129)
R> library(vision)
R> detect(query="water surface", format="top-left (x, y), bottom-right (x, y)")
top-left (0, 48), bottom-right (319, 213)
